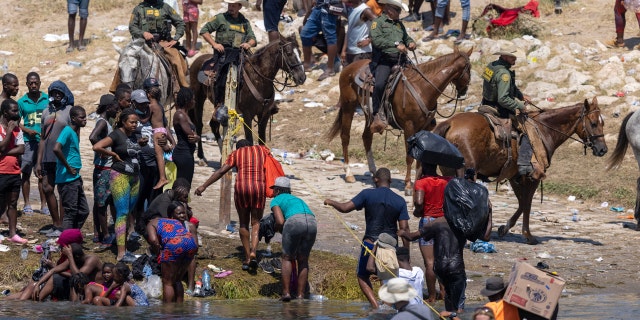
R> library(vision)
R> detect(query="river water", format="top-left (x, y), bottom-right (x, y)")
top-left (0, 293), bottom-right (638, 319)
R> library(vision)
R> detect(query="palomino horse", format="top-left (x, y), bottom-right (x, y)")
top-left (188, 34), bottom-right (306, 162)
top-left (434, 98), bottom-right (608, 244)
top-left (607, 110), bottom-right (640, 230)
top-left (115, 39), bottom-right (173, 105)
top-left (326, 48), bottom-right (472, 194)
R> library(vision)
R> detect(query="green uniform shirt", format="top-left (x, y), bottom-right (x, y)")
top-left (199, 12), bottom-right (256, 48)
top-left (129, 1), bottom-right (185, 41)
top-left (482, 59), bottom-right (524, 112)
top-left (370, 14), bottom-right (414, 56)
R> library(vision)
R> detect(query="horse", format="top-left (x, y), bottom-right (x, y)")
top-left (607, 110), bottom-right (640, 230)
top-left (433, 98), bottom-right (608, 244)
top-left (188, 34), bottom-right (307, 162)
top-left (326, 47), bottom-right (472, 195)
top-left (115, 39), bottom-right (173, 105)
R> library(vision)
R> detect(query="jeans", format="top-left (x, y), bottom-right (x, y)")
top-left (300, 7), bottom-right (338, 46)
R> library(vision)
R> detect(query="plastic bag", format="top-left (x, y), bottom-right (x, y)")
top-left (140, 274), bottom-right (162, 299)
top-left (443, 178), bottom-right (490, 241)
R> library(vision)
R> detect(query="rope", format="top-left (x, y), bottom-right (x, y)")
top-left (225, 113), bottom-right (445, 319)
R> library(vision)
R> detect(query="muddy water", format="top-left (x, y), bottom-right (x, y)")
top-left (0, 293), bottom-right (637, 319)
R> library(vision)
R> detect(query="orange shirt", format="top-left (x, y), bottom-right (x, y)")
top-left (485, 300), bottom-right (521, 320)
top-left (366, 0), bottom-right (382, 16)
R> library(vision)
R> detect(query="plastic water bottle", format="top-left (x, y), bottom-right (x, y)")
top-left (202, 269), bottom-right (211, 291)
top-left (194, 280), bottom-right (203, 296)
top-left (20, 249), bottom-right (28, 260)
top-left (571, 209), bottom-right (579, 222)
top-left (67, 61), bottom-right (82, 67)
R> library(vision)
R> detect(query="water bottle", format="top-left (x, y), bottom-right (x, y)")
top-left (571, 209), bottom-right (579, 222)
top-left (194, 280), bottom-right (203, 296)
top-left (202, 269), bottom-right (211, 291)
top-left (67, 61), bottom-right (82, 67)
top-left (20, 249), bottom-right (28, 260)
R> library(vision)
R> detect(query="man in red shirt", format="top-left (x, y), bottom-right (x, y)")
top-left (413, 162), bottom-right (452, 302)
top-left (0, 99), bottom-right (27, 244)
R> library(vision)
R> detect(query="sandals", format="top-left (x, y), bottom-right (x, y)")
top-left (66, 46), bottom-right (75, 53)
top-left (317, 71), bottom-right (335, 81)
top-left (214, 270), bottom-right (233, 278)
top-left (605, 39), bottom-right (625, 48)
top-left (78, 45), bottom-right (87, 51)
top-left (422, 35), bottom-right (438, 42)
top-left (22, 205), bottom-right (34, 215)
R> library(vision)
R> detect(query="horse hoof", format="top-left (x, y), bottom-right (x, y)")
top-left (525, 236), bottom-right (539, 245)
top-left (345, 175), bottom-right (356, 183)
top-left (198, 158), bottom-right (208, 167)
top-left (498, 225), bottom-right (509, 237)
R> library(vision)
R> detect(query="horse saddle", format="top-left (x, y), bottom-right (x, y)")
top-left (478, 105), bottom-right (518, 142)
top-left (353, 63), bottom-right (403, 127)
top-left (198, 49), bottom-right (242, 86)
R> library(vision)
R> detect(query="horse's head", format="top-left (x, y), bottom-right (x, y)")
top-left (576, 97), bottom-right (608, 156)
top-left (452, 47), bottom-right (473, 100)
top-left (117, 39), bottom-right (145, 88)
top-left (278, 34), bottom-right (306, 85)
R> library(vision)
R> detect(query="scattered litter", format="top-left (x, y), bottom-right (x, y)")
top-left (0, 51), bottom-right (13, 56)
top-left (304, 102), bottom-right (323, 108)
top-left (536, 261), bottom-right (549, 269)
top-left (615, 91), bottom-right (626, 97)
top-left (349, 163), bottom-right (365, 168)
top-left (470, 240), bottom-right (497, 253)
top-left (617, 214), bottom-right (634, 219)
top-left (567, 195), bottom-right (576, 201)
top-left (43, 34), bottom-right (69, 42)
top-left (610, 206), bottom-right (624, 212)
top-left (346, 222), bottom-right (359, 230)
top-left (536, 251), bottom-right (553, 259)
top-left (600, 201), bottom-right (609, 208)
top-left (0, 244), bottom-right (9, 252)
top-left (111, 36), bottom-right (128, 43)
top-left (595, 257), bottom-right (603, 262)
top-left (114, 25), bottom-right (129, 31)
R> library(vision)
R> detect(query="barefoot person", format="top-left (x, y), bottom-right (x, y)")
top-left (146, 201), bottom-right (198, 303)
top-left (270, 177), bottom-right (317, 301)
top-left (324, 168), bottom-right (410, 309)
top-left (195, 139), bottom-right (268, 271)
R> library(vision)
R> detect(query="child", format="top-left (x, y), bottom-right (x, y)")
top-left (146, 201), bottom-right (198, 303)
top-left (183, 0), bottom-right (202, 57)
top-left (396, 247), bottom-right (425, 305)
top-left (99, 262), bottom-right (149, 306)
top-left (70, 264), bottom-right (115, 304)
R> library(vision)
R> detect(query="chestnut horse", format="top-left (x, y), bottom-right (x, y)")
top-left (434, 98), bottom-right (608, 244)
top-left (188, 34), bottom-right (306, 162)
top-left (327, 48), bottom-right (472, 194)
top-left (607, 110), bottom-right (640, 230)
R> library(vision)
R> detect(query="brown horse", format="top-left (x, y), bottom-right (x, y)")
top-left (188, 34), bottom-right (306, 162)
top-left (434, 98), bottom-right (608, 244)
top-left (326, 48), bottom-right (472, 194)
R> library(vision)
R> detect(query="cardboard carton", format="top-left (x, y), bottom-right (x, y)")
top-left (504, 261), bottom-right (565, 319)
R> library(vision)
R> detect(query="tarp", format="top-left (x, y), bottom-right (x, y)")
top-left (407, 130), bottom-right (465, 169)
top-left (479, 0), bottom-right (540, 28)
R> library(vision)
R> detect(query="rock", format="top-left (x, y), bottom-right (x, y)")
top-left (594, 96), bottom-right (620, 106)
top-left (528, 45), bottom-right (552, 60)
top-left (469, 51), bottom-right (482, 63)
top-left (622, 50), bottom-right (640, 63)
top-left (568, 42), bottom-right (584, 54)
top-left (524, 81), bottom-right (558, 95)
top-left (568, 84), bottom-right (596, 94)
top-left (568, 71), bottom-right (591, 88)
top-left (87, 82), bottom-right (106, 91)
top-left (534, 69), bottom-right (571, 83)
top-left (595, 63), bottom-right (625, 89)
top-left (89, 66), bottom-right (104, 75)
top-left (594, 40), bottom-right (609, 52)
top-left (434, 44), bottom-right (454, 55)
top-left (622, 81), bottom-right (640, 93)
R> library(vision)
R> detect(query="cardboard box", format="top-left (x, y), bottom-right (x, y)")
top-left (504, 261), bottom-right (565, 319)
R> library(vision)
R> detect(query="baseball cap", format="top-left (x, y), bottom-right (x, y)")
top-left (143, 78), bottom-right (160, 90)
top-left (131, 89), bottom-right (149, 103)
top-left (97, 94), bottom-right (117, 106)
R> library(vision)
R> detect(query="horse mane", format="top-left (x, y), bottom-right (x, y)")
top-left (417, 50), bottom-right (466, 74)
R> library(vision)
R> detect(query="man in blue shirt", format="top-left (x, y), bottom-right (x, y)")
top-left (17, 72), bottom-right (48, 215)
top-left (324, 167), bottom-right (410, 308)
top-left (53, 106), bottom-right (89, 230)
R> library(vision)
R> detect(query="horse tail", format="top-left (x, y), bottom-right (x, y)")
top-left (607, 111), bottom-right (634, 170)
top-left (326, 103), bottom-right (343, 141)
top-left (432, 119), bottom-right (451, 138)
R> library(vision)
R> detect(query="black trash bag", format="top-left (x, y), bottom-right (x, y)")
top-left (132, 254), bottom-right (161, 280)
top-left (443, 177), bottom-right (490, 241)
top-left (407, 130), bottom-right (465, 169)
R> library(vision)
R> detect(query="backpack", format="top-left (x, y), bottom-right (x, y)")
top-left (262, 146), bottom-right (285, 198)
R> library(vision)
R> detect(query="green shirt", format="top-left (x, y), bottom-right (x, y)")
top-left (129, 1), bottom-right (185, 41)
top-left (199, 12), bottom-right (256, 48)
top-left (17, 92), bottom-right (48, 142)
top-left (270, 193), bottom-right (314, 220)
top-left (370, 14), bottom-right (414, 55)
top-left (481, 59), bottom-right (524, 112)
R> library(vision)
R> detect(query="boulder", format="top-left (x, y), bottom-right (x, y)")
top-left (88, 82), bottom-right (106, 91)
top-left (568, 71), bottom-right (591, 88)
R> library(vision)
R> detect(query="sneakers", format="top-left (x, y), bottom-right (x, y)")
top-left (370, 114), bottom-right (387, 134)
top-left (259, 259), bottom-right (275, 274)
top-left (317, 71), bottom-right (336, 82)
top-left (270, 258), bottom-right (282, 271)
top-left (9, 234), bottom-right (28, 244)
top-left (119, 251), bottom-right (138, 264)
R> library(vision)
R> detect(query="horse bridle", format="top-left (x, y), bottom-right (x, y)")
top-left (242, 40), bottom-right (303, 92)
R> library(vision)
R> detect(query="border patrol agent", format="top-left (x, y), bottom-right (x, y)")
top-left (481, 45), bottom-right (534, 176)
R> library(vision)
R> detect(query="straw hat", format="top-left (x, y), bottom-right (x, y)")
top-left (225, 0), bottom-right (250, 6)
top-left (379, 0), bottom-right (409, 12)
top-left (378, 278), bottom-right (418, 304)
top-left (493, 44), bottom-right (518, 58)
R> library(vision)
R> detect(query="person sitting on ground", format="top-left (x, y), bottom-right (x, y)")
top-left (396, 246), bottom-right (425, 305)
top-left (146, 201), bottom-right (198, 303)
top-left (98, 262), bottom-right (149, 306)
top-left (369, 0), bottom-right (416, 134)
top-left (378, 277), bottom-right (436, 320)
top-left (0, 99), bottom-right (27, 244)
top-left (71, 263), bottom-right (115, 304)
top-left (270, 176), bottom-right (317, 302)
top-left (198, 0), bottom-right (256, 105)
top-left (33, 242), bottom-right (104, 302)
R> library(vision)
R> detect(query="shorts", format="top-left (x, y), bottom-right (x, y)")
top-left (0, 174), bottom-right (21, 194)
top-left (356, 240), bottom-right (375, 278)
top-left (263, 0), bottom-right (288, 32)
top-left (183, 2), bottom-right (200, 22)
top-left (41, 162), bottom-right (57, 179)
top-left (418, 216), bottom-right (437, 246)
top-left (67, 0), bottom-right (90, 19)
top-left (93, 167), bottom-right (112, 207)
top-left (52, 274), bottom-right (71, 301)
top-left (282, 214), bottom-right (317, 257)
top-left (20, 140), bottom-right (39, 175)
top-left (300, 8), bottom-right (338, 46)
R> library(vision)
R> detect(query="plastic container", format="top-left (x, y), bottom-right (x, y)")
top-left (202, 269), bottom-right (211, 291)
top-left (571, 209), bottom-right (579, 222)
top-left (67, 61), bottom-right (82, 67)
top-left (20, 249), bottom-right (28, 260)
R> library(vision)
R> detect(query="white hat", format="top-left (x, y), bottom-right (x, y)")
top-left (494, 44), bottom-right (518, 58)
top-left (378, 278), bottom-right (418, 304)
top-left (270, 176), bottom-right (291, 189)
top-left (224, 0), bottom-right (250, 6)
top-left (379, 0), bottom-right (409, 11)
